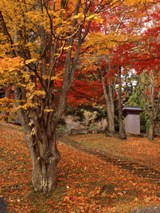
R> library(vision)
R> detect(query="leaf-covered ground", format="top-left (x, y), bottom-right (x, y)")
top-left (67, 134), bottom-right (160, 171)
top-left (0, 122), bottom-right (160, 213)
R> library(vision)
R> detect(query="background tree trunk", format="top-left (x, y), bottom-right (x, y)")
top-left (148, 119), bottom-right (155, 141)
top-left (100, 69), bottom-right (115, 135)
top-left (147, 70), bottom-right (156, 141)
top-left (117, 67), bottom-right (127, 140)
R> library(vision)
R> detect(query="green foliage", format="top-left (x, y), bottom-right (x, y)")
top-left (127, 90), bottom-right (145, 109)
top-left (127, 77), bottom-right (148, 133)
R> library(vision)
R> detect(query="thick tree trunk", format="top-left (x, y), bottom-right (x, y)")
top-left (25, 125), bottom-right (60, 193)
top-left (31, 137), bottom-right (59, 193)
top-left (18, 108), bottom-right (60, 193)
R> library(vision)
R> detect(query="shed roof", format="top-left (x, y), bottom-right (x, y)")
top-left (122, 106), bottom-right (143, 116)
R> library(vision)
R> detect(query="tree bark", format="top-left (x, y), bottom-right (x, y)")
top-left (31, 136), bottom-right (60, 193)
top-left (19, 109), bottom-right (60, 193)
top-left (117, 67), bottom-right (127, 140)
top-left (148, 119), bottom-right (155, 141)
top-left (146, 70), bottom-right (156, 141)
top-left (100, 69), bottom-right (115, 135)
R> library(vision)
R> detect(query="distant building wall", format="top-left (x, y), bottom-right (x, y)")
top-left (125, 114), bottom-right (140, 135)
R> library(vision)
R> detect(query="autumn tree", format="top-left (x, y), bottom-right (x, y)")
top-left (0, 0), bottom-right (159, 194)
top-left (96, 60), bottom-right (115, 135)
top-left (0, 0), bottom-right (114, 193)
top-left (79, 0), bottom-right (151, 136)
top-left (130, 1), bottom-right (160, 139)
top-left (72, 0), bottom-right (160, 139)
top-left (136, 72), bottom-right (160, 140)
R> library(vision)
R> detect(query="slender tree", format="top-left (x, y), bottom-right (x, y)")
top-left (117, 66), bottom-right (127, 139)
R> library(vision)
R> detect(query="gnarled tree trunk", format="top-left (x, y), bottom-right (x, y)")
top-left (19, 109), bottom-right (60, 193)
top-left (30, 135), bottom-right (60, 193)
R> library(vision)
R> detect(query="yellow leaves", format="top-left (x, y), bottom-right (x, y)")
top-left (1, 1), bottom-right (30, 31)
top-left (0, 57), bottom-right (23, 72)
top-left (51, 76), bottom-right (59, 81)
top-left (25, 58), bottom-right (37, 65)
top-left (32, 90), bottom-right (46, 97)
top-left (15, 103), bottom-right (35, 110)
top-left (31, 128), bottom-right (36, 136)
top-left (0, 42), bottom-right (11, 58)
top-left (86, 14), bottom-right (96, 21)
top-left (72, 13), bottom-right (84, 21)
top-left (26, 11), bottom-right (41, 24)
top-left (0, 57), bottom-right (24, 87)
top-left (41, 70), bottom-right (62, 81)
top-left (26, 90), bottom-right (46, 98)
top-left (0, 97), bottom-right (13, 105)
top-left (86, 14), bottom-right (103, 24)
top-left (63, 45), bottom-right (72, 51)
top-left (86, 31), bottom-right (127, 55)
top-left (51, 72), bottom-right (62, 81)
top-left (25, 89), bottom-right (46, 109)
top-left (107, 32), bottom-right (128, 43)
top-left (27, 10), bottom-right (51, 33)
top-left (124, 0), bottom-right (155, 6)
top-left (44, 109), bottom-right (54, 113)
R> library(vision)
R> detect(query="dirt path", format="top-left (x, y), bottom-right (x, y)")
top-left (62, 137), bottom-right (160, 185)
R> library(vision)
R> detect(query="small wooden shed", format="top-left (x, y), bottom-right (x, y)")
top-left (123, 107), bottom-right (143, 135)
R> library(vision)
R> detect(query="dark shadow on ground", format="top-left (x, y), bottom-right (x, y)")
top-left (0, 198), bottom-right (7, 213)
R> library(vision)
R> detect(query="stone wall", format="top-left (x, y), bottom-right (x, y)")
top-left (59, 110), bottom-right (108, 135)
